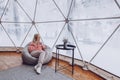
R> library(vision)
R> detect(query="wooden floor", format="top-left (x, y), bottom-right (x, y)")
top-left (0, 52), bottom-right (22, 70)
top-left (47, 58), bottom-right (104, 80)
top-left (0, 52), bottom-right (104, 80)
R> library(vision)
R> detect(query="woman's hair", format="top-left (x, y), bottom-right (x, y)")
top-left (32, 34), bottom-right (40, 42)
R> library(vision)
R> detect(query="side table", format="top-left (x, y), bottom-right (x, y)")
top-left (55, 44), bottom-right (76, 74)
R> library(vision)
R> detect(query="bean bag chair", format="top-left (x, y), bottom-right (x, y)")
top-left (21, 43), bottom-right (53, 65)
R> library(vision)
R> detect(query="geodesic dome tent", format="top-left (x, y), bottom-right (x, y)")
top-left (0, 0), bottom-right (120, 79)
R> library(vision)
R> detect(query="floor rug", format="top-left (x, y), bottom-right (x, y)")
top-left (0, 65), bottom-right (73, 80)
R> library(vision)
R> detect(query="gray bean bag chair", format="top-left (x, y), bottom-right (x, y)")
top-left (21, 43), bottom-right (53, 65)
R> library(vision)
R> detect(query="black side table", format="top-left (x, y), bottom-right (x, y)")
top-left (55, 44), bottom-right (76, 74)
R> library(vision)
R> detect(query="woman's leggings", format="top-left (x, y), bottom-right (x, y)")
top-left (30, 50), bottom-right (46, 64)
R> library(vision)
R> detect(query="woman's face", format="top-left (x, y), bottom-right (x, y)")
top-left (37, 35), bottom-right (40, 41)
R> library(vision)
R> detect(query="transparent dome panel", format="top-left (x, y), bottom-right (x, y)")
top-left (35, 0), bottom-right (65, 22)
top-left (15, 0), bottom-right (36, 21)
top-left (0, 24), bottom-right (14, 47)
top-left (1, 23), bottom-right (32, 47)
top-left (21, 25), bottom-right (40, 47)
top-left (35, 22), bottom-right (65, 48)
top-left (1, 0), bottom-right (31, 23)
top-left (1, 0), bottom-right (15, 22)
top-left (91, 27), bottom-right (120, 77)
top-left (116, 0), bottom-right (120, 5)
top-left (70, 19), bottom-right (120, 61)
top-left (70, 0), bottom-right (120, 19)
top-left (45, 23), bottom-right (82, 60)
top-left (0, 0), bottom-right (8, 17)
top-left (53, 0), bottom-right (73, 18)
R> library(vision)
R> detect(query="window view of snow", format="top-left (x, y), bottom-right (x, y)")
top-left (0, 0), bottom-right (120, 77)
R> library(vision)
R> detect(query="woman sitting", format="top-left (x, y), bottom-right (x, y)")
top-left (28, 33), bottom-right (46, 74)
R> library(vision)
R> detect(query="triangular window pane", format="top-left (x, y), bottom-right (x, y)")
top-left (35, 0), bottom-right (64, 22)
top-left (0, 24), bottom-right (14, 47)
top-left (71, 0), bottom-right (120, 19)
top-left (71, 20), bottom-right (120, 61)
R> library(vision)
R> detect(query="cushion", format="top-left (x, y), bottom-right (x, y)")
top-left (21, 43), bottom-right (52, 65)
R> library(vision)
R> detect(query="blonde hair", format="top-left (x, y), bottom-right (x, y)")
top-left (32, 34), bottom-right (40, 42)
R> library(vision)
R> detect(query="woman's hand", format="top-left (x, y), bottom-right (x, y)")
top-left (43, 45), bottom-right (46, 49)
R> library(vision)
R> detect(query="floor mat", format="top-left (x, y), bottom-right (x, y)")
top-left (0, 65), bottom-right (72, 80)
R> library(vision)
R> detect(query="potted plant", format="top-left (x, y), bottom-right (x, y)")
top-left (63, 38), bottom-right (68, 48)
